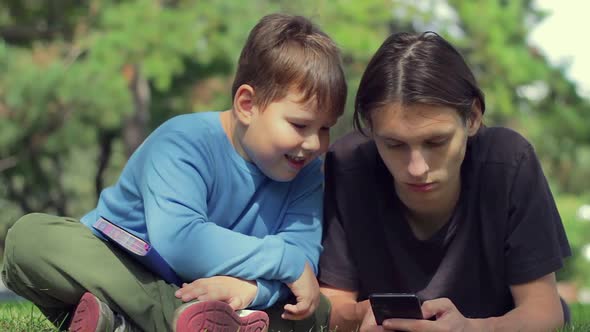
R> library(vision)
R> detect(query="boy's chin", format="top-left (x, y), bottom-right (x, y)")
top-left (263, 169), bottom-right (299, 182)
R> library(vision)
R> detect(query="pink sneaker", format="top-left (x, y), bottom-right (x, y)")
top-left (172, 300), bottom-right (269, 332)
top-left (68, 292), bottom-right (140, 332)
top-left (68, 292), bottom-right (115, 332)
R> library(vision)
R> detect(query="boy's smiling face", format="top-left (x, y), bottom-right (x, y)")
top-left (236, 87), bottom-right (339, 181)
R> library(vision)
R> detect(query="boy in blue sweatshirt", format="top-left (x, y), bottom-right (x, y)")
top-left (2, 13), bottom-right (346, 332)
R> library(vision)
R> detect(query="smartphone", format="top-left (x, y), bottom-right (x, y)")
top-left (369, 293), bottom-right (424, 325)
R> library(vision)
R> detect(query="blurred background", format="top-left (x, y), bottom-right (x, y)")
top-left (0, 0), bottom-right (589, 303)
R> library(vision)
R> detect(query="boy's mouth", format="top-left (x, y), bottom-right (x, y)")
top-left (285, 154), bottom-right (306, 169)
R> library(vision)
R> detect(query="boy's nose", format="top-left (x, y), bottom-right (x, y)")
top-left (301, 134), bottom-right (320, 152)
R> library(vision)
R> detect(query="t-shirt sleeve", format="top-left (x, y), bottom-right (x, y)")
top-left (318, 151), bottom-right (360, 291)
top-left (505, 145), bottom-right (572, 285)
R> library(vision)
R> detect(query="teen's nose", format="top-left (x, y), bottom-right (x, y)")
top-left (302, 133), bottom-right (321, 152)
top-left (408, 148), bottom-right (429, 178)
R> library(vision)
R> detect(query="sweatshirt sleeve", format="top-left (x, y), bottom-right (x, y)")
top-left (139, 132), bottom-right (307, 284)
top-left (249, 159), bottom-right (324, 308)
top-left (274, 158), bottom-right (324, 276)
top-left (250, 279), bottom-right (291, 309)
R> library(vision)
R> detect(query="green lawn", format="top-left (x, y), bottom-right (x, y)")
top-left (0, 300), bottom-right (589, 331)
top-left (0, 301), bottom-right (61, 332)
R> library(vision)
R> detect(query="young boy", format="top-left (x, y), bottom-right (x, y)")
top-left (2, 13), bottom-right (346, 332)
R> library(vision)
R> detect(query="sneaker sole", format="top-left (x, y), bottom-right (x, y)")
top-left (68, 292), bottom-right (107, 332)
top-left (173, 301), bottom-right (269, 332)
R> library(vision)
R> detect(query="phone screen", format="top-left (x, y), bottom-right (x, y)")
top-left (369, 293), bottom-right (424, 324)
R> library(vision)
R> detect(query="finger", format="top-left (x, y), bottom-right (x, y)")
top-left (175, 283), bottom-right (193, 297)
top-left (421, 298), bottom-right (453, 319)
top-left (282, 301), bottom-right (314, 321)
top-left (282, 303), bottom-right (300, 314)
top-left (175, 288), bottom-right (191, 299)
top-left (227, 297), bottom-right (243, 310)
top-left (283, 300), bottom-right (311, 315)
top-left (382, 318), bottom-right (433, 332)
top-left (281, 311), bottom-right (310, 321)
top-left (180, 287), bottom-right (208, 302)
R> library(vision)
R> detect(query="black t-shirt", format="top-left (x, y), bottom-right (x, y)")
top-left (319, 126), bottom-right (571, 318)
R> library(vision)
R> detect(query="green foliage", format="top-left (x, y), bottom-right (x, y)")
top-left (555, 194), bottom-right (590, 287)
top-left (90, 0), bottom-right (202, 91)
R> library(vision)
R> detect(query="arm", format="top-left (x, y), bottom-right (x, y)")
top-left (174, 276), bottom-right (291, 310)
top-left (320, 285), bottom-right (369, 332)
top-left (317, 149), bottom-right (369, 328)
top-left (271, 164), bottom-right (325, 316)
top-left (471, 273), bottom-right (563, 331)
top-left (378, 274), bottom-right (564, 332)
top-left (177, 177), bottom-right (323, 311)
top-left (140, 133), bottom-right (312, 283)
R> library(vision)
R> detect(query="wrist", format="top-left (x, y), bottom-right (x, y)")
top-left (468, 317), bottom-right (496, 332)
top-left (247, 280), bottom-right (257, 306)
top-left (281, 246), bottom-right (308, 284)
top-left (355, 300), bottom-right (371, 322)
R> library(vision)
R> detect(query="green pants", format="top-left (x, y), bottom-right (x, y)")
top-left (1, 213), bottom-right (330, 332)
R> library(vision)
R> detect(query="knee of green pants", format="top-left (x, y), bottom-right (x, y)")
top-left (4, 214), bottom-right (38, 265)
top-left (2, 213), bottom-right (68, 286)
top-left (3, 214), bottom-right (42, 290)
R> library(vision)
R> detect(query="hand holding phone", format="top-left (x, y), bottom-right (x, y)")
top-left (369, 293), bottom-right (424, 325)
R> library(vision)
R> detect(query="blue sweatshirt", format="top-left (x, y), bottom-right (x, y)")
top-left (80, 112), bottom-right (323, 309)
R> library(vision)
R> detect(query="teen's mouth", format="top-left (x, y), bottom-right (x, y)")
top-left (285, 154), bottom-right (306, 170)
top-left (405, 182), bottom-right (436, 192)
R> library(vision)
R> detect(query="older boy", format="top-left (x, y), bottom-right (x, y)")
top-left (319, 32), bottom-right (570, 332)
top-left (2, 13), bottom-right (346, 332)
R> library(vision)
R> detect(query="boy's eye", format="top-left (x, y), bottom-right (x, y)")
top-left (290, 123), bottom-right (306, 129)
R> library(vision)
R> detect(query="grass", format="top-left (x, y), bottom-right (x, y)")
top-left (0, 300), bottom-right (590, 331)
top-left (0, 301), bottom-right (61, 332)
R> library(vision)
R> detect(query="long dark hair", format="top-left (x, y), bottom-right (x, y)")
top-left (353, 32), bottom-right (485, 134)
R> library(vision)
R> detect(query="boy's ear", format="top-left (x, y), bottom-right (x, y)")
top-left (467, 99), bottom-right (483, 136)
top-left (233, 84), bottom-right (257, 125)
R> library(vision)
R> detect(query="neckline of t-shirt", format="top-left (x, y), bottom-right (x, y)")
top-left (214, 112), bottom-right (265, 177)
top-left (374, 160), bottom-right (467, 247)
top-left (404, 185), bottom-right (468, 248)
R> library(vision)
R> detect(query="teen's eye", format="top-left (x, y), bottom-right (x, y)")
top-left (426, 139), bottom-right (448, 147)
top-left (290, 123), bottom-right (306, 129)
top-left (385, 142), bottom-right (404, 149)
top-left (320, 126), bottom-right (331, 131)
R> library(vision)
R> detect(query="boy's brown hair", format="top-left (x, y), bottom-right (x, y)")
top-left (232, 13), bottom-right (347, 115)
